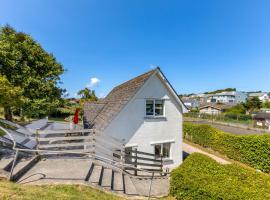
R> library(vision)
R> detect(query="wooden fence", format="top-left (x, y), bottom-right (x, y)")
top-left (124, 149), bottom-right (163, 175)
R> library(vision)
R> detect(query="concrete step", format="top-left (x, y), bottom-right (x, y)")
top-left (113, 171), bottom-right (124, 194)
top-left (124, 175), bottom-right (138, 196)
top-left (101, 168), bottom-right (112, 189)
top-left (12, 155), bottom-right (40, 181)
top-left (18, 157), bottom-right (92, 184)
top-left (89, 164), bottom-right (102, 185)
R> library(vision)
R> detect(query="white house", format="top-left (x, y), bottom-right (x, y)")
top-left (182, 99), bottom-right (200, 109)
top-left (83, 68), bottom-right (188, 169)
top-left (249, 92), bottom-right (269, 102)
top-left (206, 91), bottom-right (247, 104)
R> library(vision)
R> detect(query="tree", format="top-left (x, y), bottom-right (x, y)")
top-left (77, 88), bottom-right (98, 101)
top-left (0, 25), bottom-right (64, 120)
top-left (0, 75), bottom-right (24, 121)
top-left (243, 97), bottom-right (262, 113)
top-left (263, 101), bottom-right (270, 109)
top-left (226, 103), bottom-right (246, 114)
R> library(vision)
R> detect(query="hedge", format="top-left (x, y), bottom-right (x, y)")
top-left (170, 153), bottom-right (270, 200)
top-left (183, 122), bottom-right (270, 173)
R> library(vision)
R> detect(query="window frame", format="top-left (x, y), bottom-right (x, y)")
top-left (145, 99), bottom-right (165, 118)
top-left (153, 142), bottom-right (172, 159)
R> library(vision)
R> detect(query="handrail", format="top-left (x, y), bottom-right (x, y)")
top-left (0, 122), bottom-right (169, 199)
top-left (12, 146), bottom-right (168, 176)
top-left (0, 126), bottom-right (17, 149)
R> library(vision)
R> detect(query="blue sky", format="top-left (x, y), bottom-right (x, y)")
top-left (1, 0), bottom-right (270, 97)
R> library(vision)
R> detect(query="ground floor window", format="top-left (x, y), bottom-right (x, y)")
top-left (154, 143), bottom-right (171, 158)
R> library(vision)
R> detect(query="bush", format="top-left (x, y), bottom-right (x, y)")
top-left (170, 153), bottom-right (270, 200)
top-left (183, 122), bottom-right (270, 173)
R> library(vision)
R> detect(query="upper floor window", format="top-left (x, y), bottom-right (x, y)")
top-left (146, 99), bottom-right (164, 117)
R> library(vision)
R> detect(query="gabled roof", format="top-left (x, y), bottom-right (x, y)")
top-left (83, 68), bottom-right (187, 131)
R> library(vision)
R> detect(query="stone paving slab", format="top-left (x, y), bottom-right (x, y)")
top-left (18, 157), bottom-right (92, 185)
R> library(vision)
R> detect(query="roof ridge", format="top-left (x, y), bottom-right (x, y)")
top-left (107, 68), bottom-right (158, 95)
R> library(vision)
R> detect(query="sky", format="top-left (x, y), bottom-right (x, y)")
top-left (0, 0), bottom-right (270, 97)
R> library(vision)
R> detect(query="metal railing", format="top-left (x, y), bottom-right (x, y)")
top-left (0, 120), bottom-right (167, 199)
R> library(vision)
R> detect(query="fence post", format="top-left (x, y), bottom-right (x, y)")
top-left (134, 148), bottom-right (137, 176)
top-left (160, 155), bottom-right (163, 175)
top-left (9, 149), bottom-right (19, 181)
top-left (121, 140), bottom-right (125, 171)
top-left (148, 171), bottom-right (154, 200)
top-left (35, 128), bottom-right (40, 155)
top-left (92, 129), bottom-right (96, 158)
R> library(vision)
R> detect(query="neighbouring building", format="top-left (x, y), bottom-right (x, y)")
top-left (199, 104), bottom-right (234, 115)
top-left (253, 113), bottom-right (270, 130)
top-left (206, 91), bottom-right (247, 104)
top-left (260, 108), bottom-right (270, 113)
top-left (83, 68), bottom-right (188, 169)
top-left (182, 99), bottom-right (200, 110)
top-left (249, 92), bottom-right (270, 102)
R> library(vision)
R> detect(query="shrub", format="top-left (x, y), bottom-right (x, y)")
top-left (170, 153), bottom-right (270, 200)
top-left (183, 122), bottom-right (270, 173)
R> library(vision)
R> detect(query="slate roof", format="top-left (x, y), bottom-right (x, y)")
top-left (83, 68), bottom-right (157, 131)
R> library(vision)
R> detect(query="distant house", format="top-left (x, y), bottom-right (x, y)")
top-left (83, 68), bottom-right (188, 169)
top-left (260, 108), bottom-right (270, 113)
top-left (199, 104), bottom-right (233, 115)
top-left (182, 99), bottom-right (199, 109)
top-left (206, 91), bottom-right (247, 104)
top-left (253, 113), bottom-right (270, 130)
top-left (249, 92), bottom-right (269, 102)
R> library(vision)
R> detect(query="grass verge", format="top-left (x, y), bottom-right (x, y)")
top-left (0, 181), bottom-right (123, 200)
top-left (0, 180), bottom-right (174, 200)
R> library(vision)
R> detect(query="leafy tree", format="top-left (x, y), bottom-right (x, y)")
top-left (77, 88), bottom-right (98, 101)
top-left (0, 75), bottom-right (24, 121)
top-left (226, 103), bottom-right (246, 114)
top-left (0, 25), bottom-right (64, 120)
top-left (263, 101), bottom-right (270, 109)
top-left (243, 97), bottom-right (262, 113)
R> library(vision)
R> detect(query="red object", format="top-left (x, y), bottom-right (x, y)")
top-left (73, 108), bottom-right (80, 124)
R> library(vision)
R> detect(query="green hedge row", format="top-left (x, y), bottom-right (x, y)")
top-left (183, 122), bottom-right (270, 173)
top-left (170, 153), bottom-right (270, 200)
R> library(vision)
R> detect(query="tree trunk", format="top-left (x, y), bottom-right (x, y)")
top-left (4, 107), bottom-right (13, 121)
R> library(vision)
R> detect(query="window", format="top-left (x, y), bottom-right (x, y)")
top-left (146, 99), bottom-right (164, 117)
top-left (154, 143), bottom-right (171, 158)
top-left (146, 100), bottom-right (154, 116)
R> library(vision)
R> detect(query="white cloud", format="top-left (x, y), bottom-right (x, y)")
top-left (87, 77), bottom-right (100, 88)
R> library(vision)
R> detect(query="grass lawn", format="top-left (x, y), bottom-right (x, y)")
top-left (0, 180), bottom-right (174, 200)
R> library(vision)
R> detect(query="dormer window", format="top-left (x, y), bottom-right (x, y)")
top-left (146, 99), bottom-right (164, 117)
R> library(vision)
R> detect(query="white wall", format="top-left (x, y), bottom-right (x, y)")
top-left (103, 74), bottom-right (183, 169)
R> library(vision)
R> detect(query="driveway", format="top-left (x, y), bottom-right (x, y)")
top-left (190, 120), bottom-right (267, 135)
